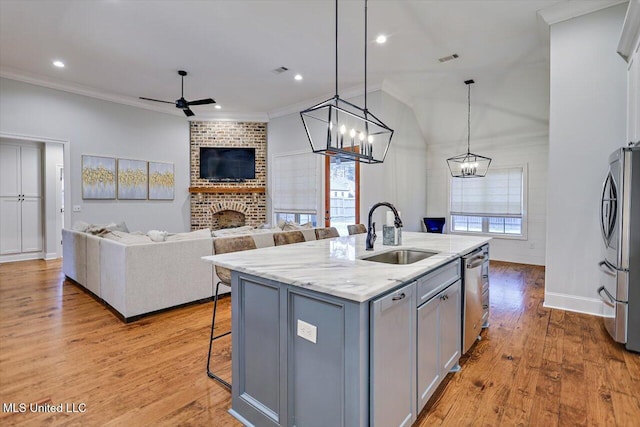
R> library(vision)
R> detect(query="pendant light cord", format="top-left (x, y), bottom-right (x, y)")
top-left (335, 0), bottom-right (338, 97)
top-left (364, 0), bottom-right (368, 114)
top-left (467, 83), bottom-right (471, 154)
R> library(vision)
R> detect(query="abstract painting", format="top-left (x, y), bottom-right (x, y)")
top-left (82, 155), bottom-right (116, 199)
top-left (117, 159), bottom-right (148, 200)
top-left (148, 161), bottom-right (175, 200)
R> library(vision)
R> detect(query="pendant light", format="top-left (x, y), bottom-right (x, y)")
top-left (300, 0), bottom-right (394, 164)
top-left (447, 79), bottom-right (491, 178)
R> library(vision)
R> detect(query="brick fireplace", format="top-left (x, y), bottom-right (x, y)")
top-left (189, 121), bottom-right (267, 231)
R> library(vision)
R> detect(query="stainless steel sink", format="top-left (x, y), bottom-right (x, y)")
top-left (361, 249), bottom-right (438, 265)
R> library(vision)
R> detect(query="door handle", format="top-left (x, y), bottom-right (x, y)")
top-left (598, 260), bottom-right (616, 277)
top-left (467, 258), bottom-right (485, 269)
top-left (392, 293), bottom-right (406, 301)
top-left (597, 285), bottom-right (615, 307)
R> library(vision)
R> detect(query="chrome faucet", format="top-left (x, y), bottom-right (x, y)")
top-left (366, 202), bottom-right (403, 250)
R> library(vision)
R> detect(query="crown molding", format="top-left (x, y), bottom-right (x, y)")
top-left (0, 67), bottom-right (269, 122)
top-left (537, 0), bottom-right (627, 25)
top-left (617, 0), bottom-right (640, 62)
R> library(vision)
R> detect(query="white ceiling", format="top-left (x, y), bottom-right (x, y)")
top-left (0, 0), bottom-right (625, 123)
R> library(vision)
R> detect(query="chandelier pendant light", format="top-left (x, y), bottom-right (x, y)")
top-left (447, 79), bottom-right (491, 178)
top-left (300, 0), bottom-right (394, 164)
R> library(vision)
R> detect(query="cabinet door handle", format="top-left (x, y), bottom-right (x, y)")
top-left (392, 293), bottom-right (406, 301)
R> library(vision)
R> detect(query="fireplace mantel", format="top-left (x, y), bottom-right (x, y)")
top-left (189, 187), bottom-right (266, 194)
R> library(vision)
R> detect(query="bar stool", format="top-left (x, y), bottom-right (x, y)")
top-left (347, 224), bottom-right (367, 235)
top-left (206, 235), bottom-right (256, 390)
top-left (315, 227), bottom-right (340, 240)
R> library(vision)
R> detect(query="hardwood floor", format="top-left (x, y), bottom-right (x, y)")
top-left (0, 260), bottom-right (638, 426)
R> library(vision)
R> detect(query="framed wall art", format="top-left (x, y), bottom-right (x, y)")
top-left (82, 155), bottom-right (116, 199)
top-left (117, 159), bottom-right (148, 200)
top-left (148, 161), bottom-right (175, 200)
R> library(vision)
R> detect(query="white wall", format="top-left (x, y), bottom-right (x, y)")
top-left (0, 78), bottom-right (191, 234)
top-left (267, 90), bottom-right (428, 233)
top-left (422, 55), bottom-right (550, 265)
top-left (546, 4), bottom-right (627, 315)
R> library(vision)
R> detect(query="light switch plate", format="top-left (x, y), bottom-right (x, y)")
top-left (297, 319), bottom-right (317, 344)
top-left (72, 205), bottom-right (81, 212)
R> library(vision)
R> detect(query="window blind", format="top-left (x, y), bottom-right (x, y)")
top-left (450, 166), bottom-right (523, 216)
top-left (273, 152), bottom-right (318, 213)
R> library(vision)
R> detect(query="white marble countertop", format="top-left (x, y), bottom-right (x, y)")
top-left (202, 231), bottom-right (490, 303)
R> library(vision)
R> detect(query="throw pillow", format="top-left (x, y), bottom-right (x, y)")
top-left (147, 230), bottom-right (168, 242)
top-left (71, 220), bottom-right (90, 232)
top-left (282, 221), bottom-right (313, 231)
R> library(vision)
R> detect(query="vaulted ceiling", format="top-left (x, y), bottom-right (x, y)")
top-left (0, 0), bottom-right (624, 131)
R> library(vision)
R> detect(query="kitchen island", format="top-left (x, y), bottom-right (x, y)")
top-left (203, 231), bottom-right (490, 427)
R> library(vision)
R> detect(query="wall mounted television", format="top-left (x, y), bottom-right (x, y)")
top-left (200, 147), bottom-right (256, 181)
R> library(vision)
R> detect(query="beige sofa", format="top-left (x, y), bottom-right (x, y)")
top-left (62, 228), bottom-right (214, 321)
top-left (62, 224), bottom-right (324, 321)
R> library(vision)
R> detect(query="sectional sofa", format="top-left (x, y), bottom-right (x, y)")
top-left (62, 223), bottom-right (322, 322)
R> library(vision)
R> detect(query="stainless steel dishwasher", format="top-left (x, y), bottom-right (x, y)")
top-left (462, 245), bottom-right (489, 354)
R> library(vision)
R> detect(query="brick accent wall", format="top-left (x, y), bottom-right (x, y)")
top-left (190, 121), bottom-right (267, 230)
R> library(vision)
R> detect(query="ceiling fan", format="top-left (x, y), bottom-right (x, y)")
top-left (139, 70), bottom-right (215, 117)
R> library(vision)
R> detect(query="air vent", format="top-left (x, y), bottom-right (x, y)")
top-left (438, 53), bottom-right (459, 63)
top-left (272, 66), bottom-right (289, 74)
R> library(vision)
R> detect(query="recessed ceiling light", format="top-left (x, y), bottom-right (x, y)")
top-left (375, 34), bottom-right (387, 44)
top-left (53, 60), bottom-right (65, 68)
top-left (294, 74), bottom-right (303, 81)
top-left (214, 105), bottom-right (222, 109)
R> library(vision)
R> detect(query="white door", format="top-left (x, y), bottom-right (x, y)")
top-left (21, 197), bottom-right (43, 253)
top-left (0, 143), bottom-right (43, 257)
top-left (20, 145), bottom-right (42, 198)
top-left (0, 144), bottom-right (20, 197)
top-left (0, 197), bottom-right (21, 254)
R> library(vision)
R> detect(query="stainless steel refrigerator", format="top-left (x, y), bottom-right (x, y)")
top-left (598, 145), bottom-right (640, 353)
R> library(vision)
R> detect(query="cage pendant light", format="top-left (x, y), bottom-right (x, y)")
top-left (300, 0), bottom-right (394, 164)
top-left (447, 79), bottom-right (491, 178)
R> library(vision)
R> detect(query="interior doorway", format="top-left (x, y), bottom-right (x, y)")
top-left (324, 153), bottom-right (360, 236)
top-left (56, 164), bottom-right (64, 257)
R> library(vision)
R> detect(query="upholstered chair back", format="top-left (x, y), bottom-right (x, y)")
top-left (347, 224), bottom-right (367, 235)
top-left (315, 227), bottom-right (340, 240)
top-left (273, 231), bottom-right (306, 246)
top-left (213, 235), bottom-right (257, 285)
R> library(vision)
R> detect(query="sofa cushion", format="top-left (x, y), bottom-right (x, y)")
top-left (212, 225), bottom-right (254, 237)
top-left (166, 228), bottom-right (212, 241)
top-left (102, 230), bottom-right (153, 244)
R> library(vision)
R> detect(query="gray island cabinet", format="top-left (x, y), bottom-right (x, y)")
top-left (202, 232), bottom-right (489, 427)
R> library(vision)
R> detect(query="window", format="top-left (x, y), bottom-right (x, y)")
top-left (274, 212), bottom-right (318, 227)
top-left (272, 151), bottom-right (319, 226)
top-left (450, 165), bottom-right (526, 238)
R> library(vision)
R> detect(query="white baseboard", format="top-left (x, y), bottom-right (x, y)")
top-left (44, 252), bottom-right (59, 260)
top-left (0, 252), bottom-right (45, 264)
top-left (544, 291), bottom-right (607, 317)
